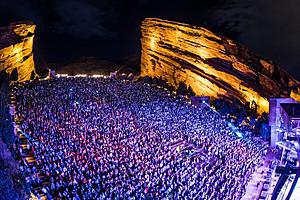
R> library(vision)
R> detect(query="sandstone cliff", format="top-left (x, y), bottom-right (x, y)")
top-left (141, 18), bottom-right (300, 113)
top-left (0, 22), bottom-right (36, 82)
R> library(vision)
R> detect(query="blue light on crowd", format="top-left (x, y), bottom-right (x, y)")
top-left (236, 131), bottom-right (243, 138)
top-left (228, 122), bottom-right (244, 138)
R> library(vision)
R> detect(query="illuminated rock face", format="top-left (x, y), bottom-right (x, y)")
top-left (0, 22), bottom-right (36, 82)
top-left (141, 18), bottom-right (300, 113)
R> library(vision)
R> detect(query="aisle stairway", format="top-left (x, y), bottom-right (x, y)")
top-left (11, 91), bottom-right (47, 200)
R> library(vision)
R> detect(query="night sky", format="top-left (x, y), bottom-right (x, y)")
top-left (0, 0), bottom-right (299, 79)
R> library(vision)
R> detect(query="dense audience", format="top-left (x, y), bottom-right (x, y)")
top-left (14, 77), bottom-right (266, 199)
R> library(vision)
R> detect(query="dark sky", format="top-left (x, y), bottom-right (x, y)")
top-left (0, 0), bottom-right (299, 79)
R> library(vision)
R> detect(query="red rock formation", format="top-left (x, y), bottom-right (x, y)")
top-left (140, 18), bottom-right (300, 113)
top-left (0, 22), bottom-right (36, 82)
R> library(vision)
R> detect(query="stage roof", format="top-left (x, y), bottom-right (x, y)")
top-left (281, 103), bottom-right (300, 119)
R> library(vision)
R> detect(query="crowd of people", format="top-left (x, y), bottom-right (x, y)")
top-left (13, 77), bottom-right (266, 199)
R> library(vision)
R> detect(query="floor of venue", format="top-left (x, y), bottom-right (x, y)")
top-left (12, 76), bottom-right (267, 199)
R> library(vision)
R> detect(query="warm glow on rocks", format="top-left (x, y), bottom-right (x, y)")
top-left (0, 22), bottom-right (36, 82)
top-left (141, 18), bottom-right (300, 113)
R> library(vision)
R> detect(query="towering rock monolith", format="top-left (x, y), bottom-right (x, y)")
top-left (141, 18), bottom-right (300, 113)
top-left (0, 22), bottom-right (36, 82)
